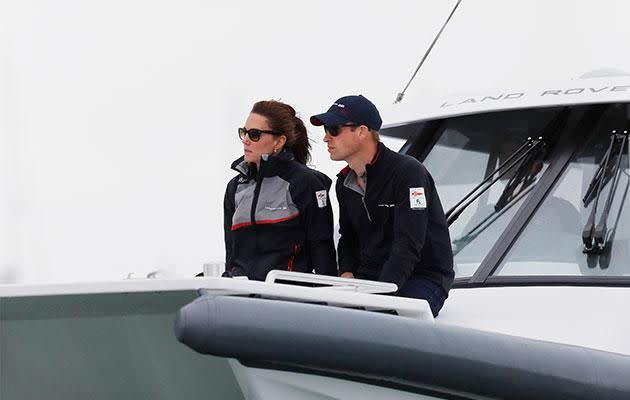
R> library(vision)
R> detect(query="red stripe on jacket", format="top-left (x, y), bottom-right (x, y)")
top-left (231, 212), bottom-right (300, 231)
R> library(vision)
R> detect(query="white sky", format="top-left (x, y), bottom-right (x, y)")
top-left (0, 0), bottom-right (455, 282)
top-left (3, 0), bottom-right (630, 284)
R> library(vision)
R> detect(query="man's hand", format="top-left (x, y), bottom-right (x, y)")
top-left (340, 272), bottom-right (355, 278)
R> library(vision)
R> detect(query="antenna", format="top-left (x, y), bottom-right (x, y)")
top-left (394, 0), bottom-right (463, 104)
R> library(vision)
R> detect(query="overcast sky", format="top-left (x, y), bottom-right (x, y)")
top-left (0, 1), bottom-right (455, 282)
top-left (5, 0), bottom-right (628, 282)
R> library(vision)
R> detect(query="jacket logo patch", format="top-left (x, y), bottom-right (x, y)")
top-left (409, 187), bottom-right (426, 209)
top-left (377, 203), bottom-right (395, 208)
top-left (315, 190), bottom-right (327, 208)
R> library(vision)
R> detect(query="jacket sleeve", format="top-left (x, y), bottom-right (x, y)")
top-left (378, 162), bottom-right (431, 288)
top-left (300, 173), bottom-right (337, 276)
top-left (336, 180), bottom-right (360, 275)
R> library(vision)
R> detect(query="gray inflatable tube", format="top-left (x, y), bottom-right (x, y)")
top-left (175, 295), bottom-right (630, 400)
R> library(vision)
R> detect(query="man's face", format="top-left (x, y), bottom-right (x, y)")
top-left (323, 124), bottom-right (361, 161)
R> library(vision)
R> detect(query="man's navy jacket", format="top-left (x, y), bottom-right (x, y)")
top-left (336, 142), bottom-right (454, 293)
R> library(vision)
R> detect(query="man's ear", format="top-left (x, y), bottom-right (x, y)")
top-left (358, 125), bottom-right (370, 140)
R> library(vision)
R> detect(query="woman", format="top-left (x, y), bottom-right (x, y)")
top-left (223, 100), bottom-right (337, 280)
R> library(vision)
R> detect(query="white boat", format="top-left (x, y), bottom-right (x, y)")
top-left (172, 68), bottom-right (630, 397)
top-left (4, 77), bottom-right (630, 397)
top-left (3, 1), bottom-right (630, 399)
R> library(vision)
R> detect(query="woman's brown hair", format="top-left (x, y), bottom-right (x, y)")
top-left (251, 100), bottom-right (311, 164)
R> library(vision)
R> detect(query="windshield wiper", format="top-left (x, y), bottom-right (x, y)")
top-left (445, 137), bottom-right (542, 226)
top-left (582, 130), bottom-right (629, 253)
top-left (494, 141), bottom-right (544, 211)
top-left (451, 184), bottom-right (534, 255)
top-left (495, 107), bottom-right (568, 211)
top-left (451, 143), bottom-right (546, 255)
top-left (582, 147), bottom-right (618, 207)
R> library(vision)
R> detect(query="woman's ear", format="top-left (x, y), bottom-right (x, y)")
top-left (276, 135), bottom-right (287, 149)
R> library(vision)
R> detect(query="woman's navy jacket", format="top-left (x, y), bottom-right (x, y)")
top-left (224, 152), bottom-right (337, 280)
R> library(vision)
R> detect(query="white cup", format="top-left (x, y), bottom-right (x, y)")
top-left (203, 262), bottom-right (225, 277)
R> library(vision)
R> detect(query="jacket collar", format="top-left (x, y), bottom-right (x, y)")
top-left (231, 151), bottom-right (295, 180)
top-left (365, 142), bottom-right (391, 178)
top-left (337, 142), bottom-right (390, 179)
top-left (338, 142), bottom-right (392, 195)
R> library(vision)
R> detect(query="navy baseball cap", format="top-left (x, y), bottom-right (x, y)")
top-left (310, 95), bottom-right (383, 131)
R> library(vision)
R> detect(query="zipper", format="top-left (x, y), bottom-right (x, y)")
top-left (342, 168), bottom-right (372, 222)
top-left (360, 173), bottom-right (372, 222)
top-left (362, 196), bottom-right (372, 222)
top-left (250, 169), bottom-right (264, 226)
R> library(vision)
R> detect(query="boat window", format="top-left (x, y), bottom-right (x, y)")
top-left (380, 135), bottom-right (408, 153)
top-left (495, 105), bottom-right (630, 277)
top-left (420, 108), bottom-right (568, 278)
top-left (0, 292), bottom-right (245, 400)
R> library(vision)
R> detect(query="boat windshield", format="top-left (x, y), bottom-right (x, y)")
top-left (390, 103), bottom-right (630, 284)
top-left (418, 107), bottom-right (572, 278)
top-left (496, 105), bottom-right (630, 277)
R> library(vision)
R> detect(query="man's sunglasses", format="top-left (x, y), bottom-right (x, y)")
top-left (324, 123), bottom-right (360, 137)
top-left (238, 127), bottom-right (282, 142)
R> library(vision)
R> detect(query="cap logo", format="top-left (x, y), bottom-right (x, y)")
top-left (333, 103), bottom-right (345, 108)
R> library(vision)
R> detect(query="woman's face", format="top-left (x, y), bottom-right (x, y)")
top-left (241, 113), bottom-right (283, 164)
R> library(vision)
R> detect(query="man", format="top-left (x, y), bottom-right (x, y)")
top-left (310, 95), bottom-right (454, 317)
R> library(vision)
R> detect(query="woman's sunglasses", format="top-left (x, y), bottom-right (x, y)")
top-left (324, 123), bottom-right (360, 137)
top-left (238, 127), bottom-right (282, 142)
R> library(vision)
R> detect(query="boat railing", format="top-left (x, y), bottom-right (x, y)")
top-left (196, 270), bottom-right (433, 321)
top-left (264, 270), bottom-right (398, 294)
